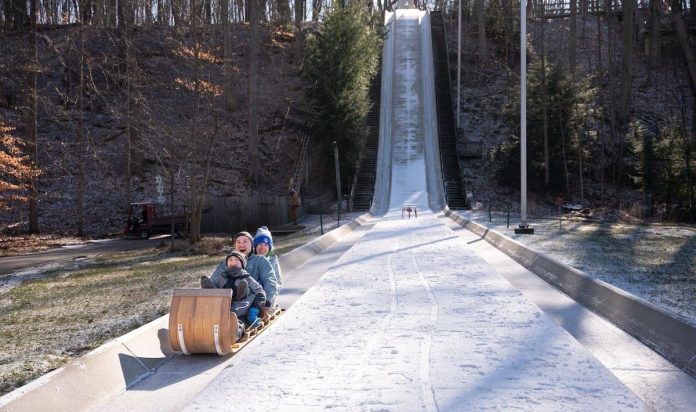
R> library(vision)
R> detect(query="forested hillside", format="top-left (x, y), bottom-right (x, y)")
top-left (0, 1), bottom-right (308, 237)
top-left (0, 1), bottom-right (384, 240)
top-left (448, 2), bottom-right (696, 222)
top-left (3, 0), bottom-right (695, 241)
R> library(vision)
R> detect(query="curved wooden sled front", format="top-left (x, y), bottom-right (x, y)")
top-left (169, 289), bottom-right (237, 355)
top-left (168, 288), bottom-right (283, 356)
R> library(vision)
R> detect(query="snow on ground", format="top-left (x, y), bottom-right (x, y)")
top-left (0, 263), bottom-right (66, 292)
top-left (186, 10), bottom-right (646, 410)
top-left (457, 210), bottom-right (696, 325)
top-left (187, 209), bottom-right (645, 411)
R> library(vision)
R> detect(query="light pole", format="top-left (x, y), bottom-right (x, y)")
top-left (515, 0), bottom-right (534, 234)
top-left (457, 0), bottom-right (461, 128)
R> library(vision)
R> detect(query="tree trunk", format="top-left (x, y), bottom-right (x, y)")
top-left (606, 0), bottom-right (619, 190)
top-left (275, 0), bottom-right (289, 21)
top-left (475, 0), bottom-right (486, 64)
top-left (169, 156), bottom-right (176, 250)
top-left (28, 0), bottom-right (39, 233)
top-left (172, 0), bottom-right (182, 26)
top-left (145, 0), bottom-right (153, 25)
top-left (618, 0), bottom-right (634, 125)
top-left (648, 0), bottom-right (660, 84)
top-left (540, 2), bottom-right (549, 192)
top-left (12, 0), bottom-right (26, 29)
top-left (189, 175), bottom-right (199, 243)
top-left (672, 0), bottom-right (696, 101)
top-left (294, 0), bottom-right (303, 29)
top-left (76, 11), bottom-right (85, 236)
top-left (190, 0), bottom-right (203, 243)
top-left (3, 0), bottom-right (12, 26)
top-left (248, 0), bottom-right (260, 187)
top-left (312, 0), bottom-right (321, 21)
top-left (259, 0), bottom-right (267, 21)
top-left (569, 0), bottom-right (576, 72)
top-left (157, 0), bottom-right (164, 24)
top-left (502, 0), bottom-right (514, 68)
top-left (222, 0), bottom-right (235, 111)
top-left (125, 0), bottom-right (133, 209)
top-left (597, 8), bottom-right (606, 202)
top-left (559, 109), bottom-right (570, 195)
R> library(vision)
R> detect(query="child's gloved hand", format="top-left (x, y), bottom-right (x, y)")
top-left (248, 307), bottom-right (260, 324)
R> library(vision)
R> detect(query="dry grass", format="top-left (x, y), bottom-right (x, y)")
top-left (0, 230), bottom-right (322, 396)
top-left (0, 248), bottom-right (218, 396)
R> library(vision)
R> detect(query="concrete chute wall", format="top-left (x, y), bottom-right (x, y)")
top-left (371, 9), bottom-right (446, 215)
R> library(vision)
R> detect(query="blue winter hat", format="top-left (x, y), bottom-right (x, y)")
top-left (254, 234), bottom-right (272, 250)
top-left (254, 226), bottom-right (273, 251)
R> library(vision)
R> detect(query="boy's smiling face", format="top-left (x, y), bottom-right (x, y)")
top-left (256, 242), bottom-right (270, 256)
top-left (226, 256), bottom-right (242, 268)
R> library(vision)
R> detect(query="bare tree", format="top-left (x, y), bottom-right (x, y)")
top-left (76, 2), bottom-right (85, 236)
top-left (475, 0), bottom-right (486, 64)
top-left (618, 0), bottom-right (634, 125)
top-left (248, 0), bottom-right (260, 187)
top-left (294, 0), bottom-right (303, 29)
top-left (568, 0), bottom-right (576, 72)
top-left (596, 1), bottom-right (607, 201)
top-left (539, 1), bottom-right (549, 192)
top-left (276, 0), bottom-right (290, 22)
top-left (124, 0), bottom-right (134, 209)
top-left (189, 0), bottom-right (203, 242)
top-left (312, 0), bottom-right (321, 21)
top-left (648, 0), bottom-right (660, 85)
top-left (26, 0), bottom-right (39, 233)
top-left (502, 0), bottom-right (514, 68)
top-left (672, 0), bottom-right (696, 99)
top-left (222, 0), bottom-right (236, 111)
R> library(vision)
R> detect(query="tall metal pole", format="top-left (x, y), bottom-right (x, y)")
top-left (457, 0), bottom-right (462, 128)
top-left (521, 0), bottom-right (527, 227)
top-left (516, 0), bottom-right (533, 234)
top-left (333, 141), bottom-right (342, 224)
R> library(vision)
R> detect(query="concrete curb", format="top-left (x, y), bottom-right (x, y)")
top-left (0, 215), bottom-right (373, 412)
top-left (279, 213), bottom-right (372, 274)
top-left (445, 209), bottom-right (696, 378)
top-left (0, 316), bottom-right (173, 412)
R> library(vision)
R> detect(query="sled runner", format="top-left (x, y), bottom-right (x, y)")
top-left (168, 288), bottom-right (282, 356)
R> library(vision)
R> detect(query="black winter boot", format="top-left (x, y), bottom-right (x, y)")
top-left (200, 276), bottom-right (214, 289)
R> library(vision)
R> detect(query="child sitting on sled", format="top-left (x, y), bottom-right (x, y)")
top-left (201, 251), bottom-right (267, 340)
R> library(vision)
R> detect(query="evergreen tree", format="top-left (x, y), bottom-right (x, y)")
top-left (630, 116), bottom-right (695, 219)
top-left (303, 3), bottom-right (382, 190)
top-left (497, 58), bottom-right (595, 194)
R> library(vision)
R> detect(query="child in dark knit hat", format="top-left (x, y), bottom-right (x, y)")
top-left (201, 250), bottom-right (266, 327)
top-left (208, 230), bottom-right (279, 311)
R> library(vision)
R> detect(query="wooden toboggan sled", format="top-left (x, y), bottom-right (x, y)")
top-left (168, 288), bottom-right (282, 356)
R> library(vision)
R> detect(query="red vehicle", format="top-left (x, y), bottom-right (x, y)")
top-left (125, 202), bottom-right (187, 239)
